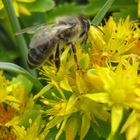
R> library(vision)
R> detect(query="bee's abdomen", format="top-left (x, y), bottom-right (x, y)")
top-left (27, 43), bottom-right (54, 68)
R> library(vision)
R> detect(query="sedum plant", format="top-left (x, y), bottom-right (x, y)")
top-left (34, 17), bottom-right (140, 140)
top-left (0, 0), bottom-right (140, 140)
top-left (1, 16), bottom-right (140, 140)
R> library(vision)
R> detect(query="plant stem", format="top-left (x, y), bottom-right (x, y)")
top-left (92, 0), bottom-right (115, 25)
top-left (2, 0), bottom-right (35, 74)
top-left (138, 0), bottom-right (140, 17)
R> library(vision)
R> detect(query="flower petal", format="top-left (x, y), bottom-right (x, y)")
top-left (80, 115), bottom-right (90, 140)
top-left (65, 116), bottom-right (80, 140)
top-left (60, 77), bottom-right (72, 92)
top-left (121, 110), bottom-right (137, 133)
top-left (111, 105), bottom-right (123, 134)
top-left (84, 92), bottom-right (110, 103)
top-left (0, 1), bottom-right (3, 10)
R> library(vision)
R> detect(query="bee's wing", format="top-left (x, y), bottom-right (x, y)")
top-left (53, 24), bottom-right (73, 33)
top-left (15, 24), bottom-right (50, 35)
top-left (29, 24), bottom-right (73, 48)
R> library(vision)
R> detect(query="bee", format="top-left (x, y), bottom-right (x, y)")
top-left (17, 16), bottom-right (90, 69)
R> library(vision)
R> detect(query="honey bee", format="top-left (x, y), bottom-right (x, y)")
top-left (17, 16), bottom-right (90, 69)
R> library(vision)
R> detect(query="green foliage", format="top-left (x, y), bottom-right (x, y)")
top-left (19, 110), bottom-right (40, 128)
top-left (0, 62), bottom-right (43, 92)
top-left (23, 0), bottom-right (55, 12)
top-left (0, 0), bottom-right (139, 140)
top-left (15, 75), bottom-right (33, 94)
top-left (92, 0), bottom-right (115, 25)
top-left (0, 0), bottom-right (138, 67)
top-left (92, 119), bottom-right (110, 138)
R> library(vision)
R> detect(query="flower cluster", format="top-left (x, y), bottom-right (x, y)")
top-left (37, 17), bottom-right (140, 140)
top-left (0, 16), bottom-right (139, 140)
top-left (0, 71), bottom-right (46, 140)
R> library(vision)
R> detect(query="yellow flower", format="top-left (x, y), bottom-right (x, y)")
top-left (0, 71), bottom-right (21, 109)
top-left (121, 110), bottom-right (140, 140)
top-left (0, 0), bottom-right (36, 16)
top-left (0, 0), bottom-right (3, 10)
top-left (85, 61), bottom-right (140, 134)
top-left (0, 71), bottom-right (42, 139)
top-left (0, 72), bottom-right (23, 139)
top-left (88, 17), bottom-right (140, 67)
top-left (38, 49), bottom-right (109, 140)
top-left (38, 16), bottom-right (140, 139)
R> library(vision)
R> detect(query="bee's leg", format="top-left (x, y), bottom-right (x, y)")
top-left (54, 43), bottom-right (60, 70)
top-left (71, 43), bottom-right (79, 69)
top-left (49, 55), bottom-right (54, 62)
top-left (71, 43), bottom-right (77, 63)
top-left (81, 33), bottom-right (88, 45)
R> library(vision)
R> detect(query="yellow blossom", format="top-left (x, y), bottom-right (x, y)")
top-left (88, 17), bottom-right (140, 68)
top-left (0, 71), bottom-right (42, 139)
top-left (38, 16), bottom-right (140, 139)
top-left (39, 48), bottom-right (110, 140)
top-left (0, 0), bottom-right (3, 10)
top-left (85, 61), bottom-right (140, 134)
top-left (121, 110), bottom-right (140, 140)
top-left (0, 0), bottom-right (35, 16)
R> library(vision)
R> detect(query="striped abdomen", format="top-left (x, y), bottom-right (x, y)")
top-left (27, 41), bottom-right (56, 68)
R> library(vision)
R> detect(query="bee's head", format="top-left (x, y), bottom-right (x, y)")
top-left (78, 16), bottom-right (90, 37)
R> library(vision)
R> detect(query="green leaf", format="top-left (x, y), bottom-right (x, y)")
top-left (13, 75), bottom-right (33, 95)
top-left (23, 0), bottom-right (55, 12)
top-left (79, 54), bottom-right (90, 70)
top-left (92, 119), bottom-right (110, 138)
top-left (107, 132), bottom-right (125, 140)
top-left (2, 0), bottom-right (30, 70)
top-left (84, 126), bottom-right (101, 140)
top-left (20, 12), bottom-right (47, 26)
top-left (113, 7), bottom-right (137, 21)
top-left (92, 0), bottom-right (115, 25)
top-left (45, 127), bottom-right (58, 140)
top-left (96, 0), bottom-right (137, 21)
top-left (0, 62), bottom-right (43, 92)
top-left (45, 0), bottom-right (115, 23)
top-left (45, 3), bottom-right (86, 22)
top-left (111, 0), bottom-right (136, 10)
top-left (19, 110), bottom-right (39, 128)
